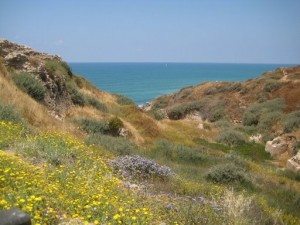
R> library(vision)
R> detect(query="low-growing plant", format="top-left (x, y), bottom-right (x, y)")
top-left (242, 98), bottom-right (285, 126)
top-left (45, 60), bottom-right (72, 78)
top-left (110, 155), bottom-right (174, 180)
top-left (258, 111), bottom-right (282, 131)
top-left (115, 94), bottom-right (135, 105)
top-left (283, 111), bottom-right (300, 133)
top-left (0, 102), bottom-right (22, 123)
top-left (66, 82), bottom-right (86, 106)
top-left (86, 134), bottom-right (137, 155)
top-left (78, 118), bottom-right (109, 134)
top-left (12, 72), bottom-right (46, 101)
top-left (217, 129), bottom-right (246, 146)
top-left (151, 140), bottom-right (206, 164)
top-left (108, 117), bottom-right (123, 136)
top-left (263, 80), bottom-right (281, 92)
top-left (86, 96), bottom-right (108, 112)
top-left (205, 163), bottom-right (251, 186)
top-left (150, 109), bottom-right (166, 120)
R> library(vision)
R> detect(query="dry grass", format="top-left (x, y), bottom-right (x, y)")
top-left (0, 62), bottom-right (77, 133)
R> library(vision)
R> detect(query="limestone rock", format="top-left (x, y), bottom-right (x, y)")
top-left (265, 134), bottom-right (297, 158)
top-left (0, 208), bottom-right (31, 225)
top-left (0, 39), bottom-right (71, 114)
top-left (286, 152), bottom-right (300, 173)
top-left (249, 134), bottom-right (262, 143)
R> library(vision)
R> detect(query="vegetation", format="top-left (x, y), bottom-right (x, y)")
top-left (86, 134), bottom-right (137, 155)
top-left (115, 94), bottom-right (135, 105)
top-left (45, 59), bottom-right (72, 78)
top-left (108, 117), bottom-right (124, 136)
top-left (205, 163), bottom-right (251, 186)
top-left (263, 80), bottom-right (281, 92)
top-left (150, 140), bottom-right (206, 164)
top-left (216, 129), bottom-right (246, 146)
top-left (86, 96), bottom-right (108, 112)
top-left (78, 118), bottom-right (109, 134)
top-left (0, 102), bottom-right (22, 123)
top-left (284, 111), bottom-right (300, 132)
top-left (12, 72), bottom-right (46, 101)
top-left (66, 82), bottom-right (86, 106)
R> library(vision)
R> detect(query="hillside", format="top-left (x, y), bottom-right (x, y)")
top-left (1, 40), bottom-right (300, 225)
top-left (149, 66), bottom-right (300, 139)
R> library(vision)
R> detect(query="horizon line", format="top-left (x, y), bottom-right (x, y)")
top-left (68, 61), bottom-right (298, 65)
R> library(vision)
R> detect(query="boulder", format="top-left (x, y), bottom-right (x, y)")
top-left (0, 208), bottom-right (31, 225)
top-left (286, 152), bottom-right (300, 173)
top-left (265, 134), bottom-right (297, 158)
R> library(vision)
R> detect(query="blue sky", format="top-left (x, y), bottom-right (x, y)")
top-left (0, 0), bottom-right (300, 63)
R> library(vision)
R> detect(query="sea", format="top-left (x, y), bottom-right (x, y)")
top-left (69, 63), bottom-right (293, 105)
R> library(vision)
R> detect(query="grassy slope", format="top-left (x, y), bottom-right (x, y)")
top-left (1, 55), bottom-right (300, 224)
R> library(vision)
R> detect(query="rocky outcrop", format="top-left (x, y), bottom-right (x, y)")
top-left (286, 152), bottom-right (300, 173)
top-left (265, 134), bottom-right (297, 158)
top-left (0, 39), bottom-right (71, 114)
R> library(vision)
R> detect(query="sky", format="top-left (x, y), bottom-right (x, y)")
top-left (0, 0), bottom-right (300, 63)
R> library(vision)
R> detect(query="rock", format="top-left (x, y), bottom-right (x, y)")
top-left (119, 128), bottom-right (129, 137)
top-left (0, 39), bottom-right (71, 114)
top-left (286, 152), bottom-right (300, 173)
top-left (0, 208), bottom-right (31, 225)
top-left (265, 134), bottom-right (297, 158)
top-left (249, 134), bottom-right (262, 143)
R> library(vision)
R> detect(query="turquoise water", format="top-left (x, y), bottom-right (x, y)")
top-left (69, 63), bottom-right (292, 104)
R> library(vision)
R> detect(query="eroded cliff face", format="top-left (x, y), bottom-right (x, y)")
top-left (0, 39), bottom-right (72, 114)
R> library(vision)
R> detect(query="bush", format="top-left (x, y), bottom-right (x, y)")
top-left (115, 94), bottom-right (135, 105)
top-left (150, 109), bottom-right (166, 120)
top-left (283, 111), bottom-right (300, 132)
top-left (151, 140), bottom-right (205, 164)
top-left (263, 81), bottom-right (281, 92)
top-left (110, 155), bottom-right (174, 179)
top-left (78, 118), bottom-right (109, 134)
top-left (86, 134), bottom-right (137, 155)
top-left (108, 117), bottom-right (123, 136)
top-left (258, 111), bottom-right (282, 131)
top-left (0, 102), bottom-right (22, 123)
top-left (12, 72), bottom-right (46, 101)
top-left (66, 82), bottom-right (86, 106)
top-left (217, 130), bottom-right (246, 146)
top-left (15, 133), bottom-right (79, 166)
top-left (45, 60), bottom-right (72, 78)
top-left (86, 96), bottom-right (108, 112)
top-left (242, 98), bottom-right (285, 126)
top-left (167, 101), bottom-right (204, 120)
top-left (205, 163), bottom-right (250, 185)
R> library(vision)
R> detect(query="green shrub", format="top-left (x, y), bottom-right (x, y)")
top-left (12, 72), bottom-right (46, 101)
top-left (15, 134), bottom-right (79, 166)
top-left (115, 94), bottom-right (135, 105)
top-left (108, 117), bottom-right (123, 136)
top-left (45, 60), bottom-right (72, 78)
top-left (150, 109), bottom-right (165, 120)
top-left (258, 111), bottom-right (282, 131)
top-left (66, 82), bottom-right (86, 106)
top-left (78, 118), bottom-right (109, 134)
top-left (167, 101), bottom-right (204, 120)
top-left (0, 102), bottom-right (22, 123)
top-left (242, 98), bottom-right (285, 126)
top-left (217, 129), bottom-right (246, 146)
top-left (283, 111), bottom-right (300, 132)
top-left (263, 81), bottom-right (281, 92)
top-left (86, 134), bottom-right (137, 155)
top-left (86, 96), bottom-right (108, 112)
top-left (151, 97), bottom-right (169, 110)
top-left (205, 163), bottom-right (250, 185)
top-left (151, 140), bottom-right (206, 164)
